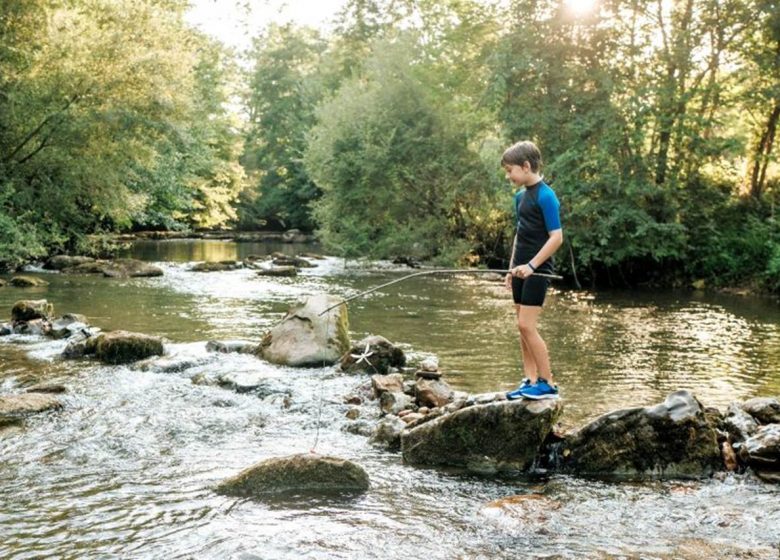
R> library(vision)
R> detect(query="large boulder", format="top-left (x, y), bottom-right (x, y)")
top-left (401, 399), bottom-right (562, 472)
top-left (0, 393), bottom-right (62, 422)
top-left (62, 331), bottom-right (101, 359)
top-left (94, 330), bottom-right (164, 364)
top-left (340, 335), bottom-right (406, 374)
top-left (561, 390), bottom-right (721, 479)
top-left (257, 294), bottom-right (350, 367)
top-left (741, 397), bottom-right (780, 425)
top-left (11, 300), bottom-right (53, 322)
top-left (215, 454), bottom-right (369, 496)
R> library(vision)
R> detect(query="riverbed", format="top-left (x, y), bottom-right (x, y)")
top-left (1, 239), bottom-right (779, 559)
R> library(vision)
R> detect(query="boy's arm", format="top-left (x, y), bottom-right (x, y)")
top-left (512, 229), bottom-right (563, 278)
top-left (505, 232), bottom-right (518, 289)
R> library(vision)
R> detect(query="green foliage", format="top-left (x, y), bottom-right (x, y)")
top-left (305, 36), bottom-right (491, 261)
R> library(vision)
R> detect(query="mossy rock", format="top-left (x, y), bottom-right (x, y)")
top-left (94, 330), bottom-right (164, 364)
top-left (216, 454), bottom-right (369, 496)
top-left (11, 300), bottom-right (54, 322)
top-left (0, 393), bottom-right (63, 421)
top-left (10, 276), bottom-right (49, 287)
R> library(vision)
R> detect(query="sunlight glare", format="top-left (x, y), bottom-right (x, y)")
top-left (564, 0), bottom-right (597, 15)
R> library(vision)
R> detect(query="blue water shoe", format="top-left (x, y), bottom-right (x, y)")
top-left (519, 378), bottom-right (559, 400)
top-left (505, 378), bottom-right (532, 401)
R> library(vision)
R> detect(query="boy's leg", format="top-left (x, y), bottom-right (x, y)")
top-left (515, 304), bottom-right (537, 381)
top-left (516, 305), bottom-right (553, 383)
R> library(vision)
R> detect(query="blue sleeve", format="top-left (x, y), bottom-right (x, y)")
top-left (538, 186), bottom-right (561, 231)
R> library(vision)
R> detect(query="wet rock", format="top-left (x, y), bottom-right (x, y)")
top-left (371, 373), bottom-right (404, 398)
top-left (272, 256), bottom-right (315, 268)
top-left (0, 393), bottom-right (63, 421)
top-left (344, 420), bottom-right (374, 437)
top-left (191, 261), bottom-right (243, 272)
top-left (480, 494), bottom-right (562, 526)
top-left (26, 384), bottom-right (68, 394)
top-left (401, 399), bottom-right (562, 472)
top-left (14, 318), bottom-right (51, 336)
top-left (340, 335), bottom-right (406, 374)
top-left (62, 331), bottom-right (101, 359)
top-left (192, 373), bottom-right (219, 386)
top-left (11, 299), bottom-right (53, 322)
top-left (217, 371), bottom-right (279, 395)
top-left (380, 391), bottom-right (413, 415)
top-left (445, 399), bottom-right (467, 414)
top-left (415, 370), bottom-right (442, 380)
top-left (10, 275), bottom-right (49, 287)
top-left (561, 390), bottom-right (721, 480)
top-left (721, 403), bottom-right (759, 443)
top-left (206, 340), bottom-right (256, 354)
top-left (94, 330), bottom-right (164, 364)
top-left (741, 397), bottom-right (780, 425)
top-left (370, 415), bottom-right (407, 450)
top-left (257, 294), bottom-right (350, 367)
top-left (403, 380), bottom-right (417, 396)
top-left (343, 395), bottom-right (363, 405)
top-left (49, 315), bottom-right (89, 339)
top-left (415, 378), bottom-right (454, 408)
top-left (0, 323), bottom-right (11, 336)
top-left (62, 261), bottom-right (108, 274)
top-left (419, 357), bottom-right (439, 372)
top-left (44, 255), bottom-right (95, 270)
top-left (215, 454), bottom-right (369, 496)
top-left (255, 266), bottom-right (297, 277)
top-left (346, 407), bottom-right (360, 420)
top-left (740, 424), bottom-right (780, 474)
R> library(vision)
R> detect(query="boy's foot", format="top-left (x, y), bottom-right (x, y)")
top-left (519, 378), bottom-right (559, 400)
top-left (505, 378), bottom-right (532, 401)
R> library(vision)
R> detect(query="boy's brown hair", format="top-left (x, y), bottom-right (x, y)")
top-left (501, 141), bottom-right (543, 173)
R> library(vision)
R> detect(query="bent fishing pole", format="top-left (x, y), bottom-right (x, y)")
top-left (319, 268), bottom-right (563, 315)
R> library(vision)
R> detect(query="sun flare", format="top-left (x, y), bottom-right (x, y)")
top-left (564, 0), bottom-right (597, 15)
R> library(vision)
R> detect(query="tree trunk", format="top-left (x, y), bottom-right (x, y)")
top-left (749, 102), bottom-right (780, 199)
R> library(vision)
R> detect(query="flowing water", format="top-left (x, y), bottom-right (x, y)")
top-left (1, 239), bottom-right (780, 559)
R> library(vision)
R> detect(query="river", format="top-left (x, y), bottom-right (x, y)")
top-left (1, 239), bottom-right (779, 559)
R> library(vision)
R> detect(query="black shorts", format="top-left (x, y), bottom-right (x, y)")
top-left (511, 274), bottom-right (551, 306)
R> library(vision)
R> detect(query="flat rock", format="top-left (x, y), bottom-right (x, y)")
top-left (0, 393), bottom-right (62, 420)
top-left (44, 255), bottom-right (95, 270)
top-left (401, 399), bottom-right (562, 472)
top-left (215, 454), bottom-right (369, 496)
top-left (256, 266), bottom-right (297, 277)
top-left (10, 276), bottom-right (49, 287)
top-left (26, 384), bottom-right (68, 394)
top-left (561, 390), bottom-right (721, 480)
top-left (191, 261), bottom-right (243, 272)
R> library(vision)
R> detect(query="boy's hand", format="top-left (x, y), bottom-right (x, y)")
top-left (504, 272), bottom-right (512, 291)
top-left (512, 265), bottom-right (533, 279)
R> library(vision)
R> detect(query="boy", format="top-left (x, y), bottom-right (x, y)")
top-left (502, 141), bottom-right (563, 400)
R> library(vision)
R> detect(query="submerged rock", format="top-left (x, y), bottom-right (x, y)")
top-left (340, 335), bottom-right (406, 374)
top-left (257, 294), bottom-right (350, 367)
top-left (401, 398), bottom-right (562, 472)
top-left (13, 318), bottom-right (51, 336)
top-left (206, 340), bottom-right (256, 354)
top-left (370, 415), bottom-right (407, 450)
top-left (94, 330), bottom-right (164, 364)
top-left (0, 393), bottom-right (63, 420)
top-left (10, 276), bottom-right (49, 287)
top-left (191, 261), bottom-right (243, 272)
top-left (62, 331), bottom-right (101, 359)
top-left (272, 256), bottom-right (315, 268)
top-left (255, 265), bottom-right (298, 277)
top-left (49, 315), bottom-right (89, 339)
top-left (11, 300), bottom-right (54, 322)
top-left (215, 454), bottom-right (369, 496)
top-left (741, 397), bottom-right (780, 425)
top-left (561, 390), bottom-right (721, 480)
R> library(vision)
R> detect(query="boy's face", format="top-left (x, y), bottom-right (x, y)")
top-left (503, 162), bottom-right (534, 187)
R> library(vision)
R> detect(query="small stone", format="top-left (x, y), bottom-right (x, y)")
top-left (14, 319), bottom-right (51, 336)
top-left (418, 407), bottom-right (430, 415)
top-left (420, 357), bottom-right (439, 372)
top-left (415, 370), bottom-right (443, 380)
top-left (721, 441), bottom-right (738, 472)
top-left (25, 384), bottom-right (67, 394)
top-left (344, 395), bottom-right (363, 405)
top-left (369, 415), bottom-right (407, 450)
top-left (401, 412), bottom-right (425, 424)
top-left (206, 340), bottom-right (256, 354)
top-left (398, 409), bottom-right (412, 418)
top-left (415, 378), bottom-right (454, 408)
top-left (371, 373), bottom-right (404, 398)
top-left (380, 391), bottom-right (413, 415)
top-left (0, 323), bottom-right (12, 336)
top-left (445, 399), bottom-right (468, 414)
top-left (346, 407), bottom-right (360, 420)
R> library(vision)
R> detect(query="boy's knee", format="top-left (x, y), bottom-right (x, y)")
top-left (517, 320), bottom-right (535, 336)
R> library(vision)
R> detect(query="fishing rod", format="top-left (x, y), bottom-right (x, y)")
top-left (319, 268), bottom-right (563, 315)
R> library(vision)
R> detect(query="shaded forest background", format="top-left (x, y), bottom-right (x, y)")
top-left (1, 0), bottom-right (779, 291)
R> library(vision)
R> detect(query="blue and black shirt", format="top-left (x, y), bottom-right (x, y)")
top-left (511, 180), bottom-right (561, 269)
